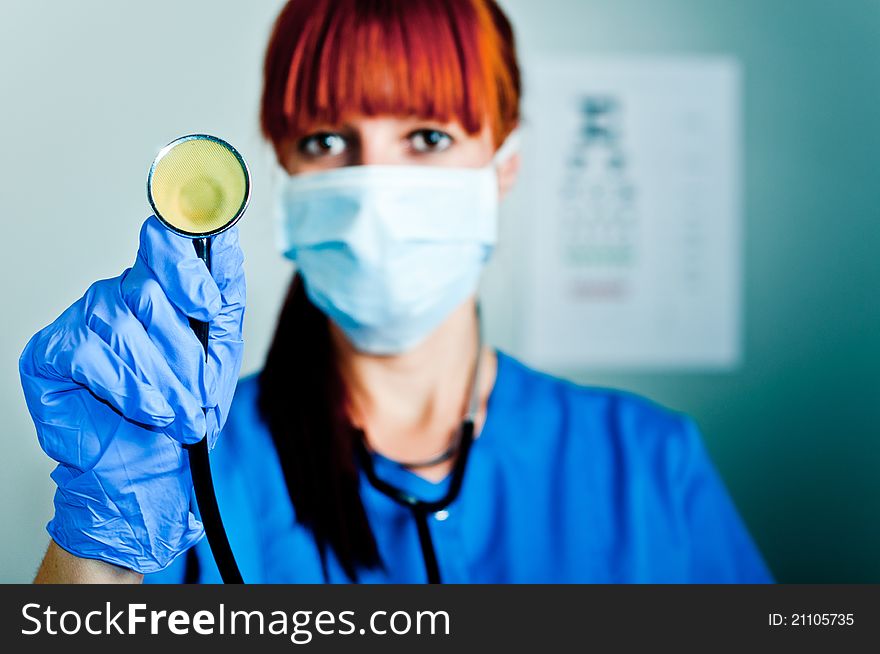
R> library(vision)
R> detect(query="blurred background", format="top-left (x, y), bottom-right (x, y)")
top-left (1, 0), bottom-right (878, 582)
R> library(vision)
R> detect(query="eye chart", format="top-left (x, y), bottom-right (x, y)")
top-left (514, 57), bottom-right (742, 369)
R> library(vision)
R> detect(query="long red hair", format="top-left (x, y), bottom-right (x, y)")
top-left (257, 0), bottom-right (521, 582)
top-left (260, 0), bottom-right (520, 149)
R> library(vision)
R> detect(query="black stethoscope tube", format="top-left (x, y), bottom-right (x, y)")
top-left (412, 510), bottom-right (441, 584)
top-left (355, 420), bottom-right (476, 584)
top-left (184, 237), bottom-right (244, 584)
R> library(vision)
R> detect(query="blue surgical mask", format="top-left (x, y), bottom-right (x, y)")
top-left (275, 132), bottom-right (519, 354)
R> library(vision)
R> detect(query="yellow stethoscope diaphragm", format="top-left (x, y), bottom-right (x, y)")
top-left (148, 134), bottom-right (250, 237)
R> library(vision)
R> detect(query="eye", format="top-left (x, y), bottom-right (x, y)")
top-left (409, 129), bottom-right (453, 153)
top-left (298, 132), bottom-right (347, 157)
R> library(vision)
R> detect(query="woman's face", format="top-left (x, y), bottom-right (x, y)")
top-left (276, 115), bottom-right (520, 197)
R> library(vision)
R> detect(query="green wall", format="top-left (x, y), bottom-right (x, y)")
top-left (501, 0), bottom-right (880, 582)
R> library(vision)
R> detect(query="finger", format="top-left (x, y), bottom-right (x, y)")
top-left (52, 325), bottom-right (177, 429)
top-left (206, 227), bottom-right (246, 346)
top-left (121, 266), bottom-right (216, 407)
top-left (206, 336), bottom-right (243, 431)
top-left (206, 226), bottom-right (246, 344)
top-left (207, 225), bottom-right (245, 294)
top-left (137, 216), bottom-right (221, 322)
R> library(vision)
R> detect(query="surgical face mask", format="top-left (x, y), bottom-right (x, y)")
top-left (275, 131), bottom-right (519, 354)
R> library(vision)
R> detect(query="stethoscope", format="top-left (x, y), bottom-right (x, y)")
top-left (352, 311), bottom-right (484, 584)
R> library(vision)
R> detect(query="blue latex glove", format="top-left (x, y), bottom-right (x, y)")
top-left (19, 216), bottom-right (245, 573)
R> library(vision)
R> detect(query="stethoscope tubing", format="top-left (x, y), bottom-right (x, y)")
top-left (185, 237), bottom-right (244, 584)
top-left (355, 420), bottom-right (476, 584)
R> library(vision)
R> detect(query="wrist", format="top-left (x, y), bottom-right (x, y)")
top-left (35, 540), bottom-right (144, 584)
top-left (47, 503), bottom-right (204, 575)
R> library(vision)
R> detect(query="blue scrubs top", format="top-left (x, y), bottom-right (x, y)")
top-left (147, 351), bottom-right (773, 584)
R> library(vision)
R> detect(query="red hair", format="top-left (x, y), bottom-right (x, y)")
top-left (260, 0), bottom-right (521, 149)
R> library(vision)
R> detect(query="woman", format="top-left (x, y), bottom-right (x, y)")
top-left (21, 0), bottom-right (772, 583)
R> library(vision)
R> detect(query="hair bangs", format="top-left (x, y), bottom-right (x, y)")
top-left (262, 0), bottom-right (517, 147)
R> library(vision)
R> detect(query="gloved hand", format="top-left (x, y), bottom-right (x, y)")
top-left (19, 216), bottom-right (245, 573)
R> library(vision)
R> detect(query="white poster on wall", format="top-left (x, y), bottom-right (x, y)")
top-left (515, 56), bottom-right (742, 369)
